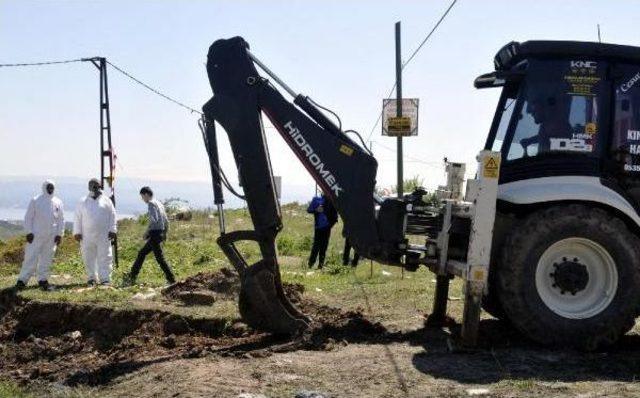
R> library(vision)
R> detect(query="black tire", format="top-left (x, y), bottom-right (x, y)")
top-left (482, 267), bottom-right (508, 320)
top-left (481, 212), bottom-right (513, 321)
top-left (497, 204), bottom-right (640, 350)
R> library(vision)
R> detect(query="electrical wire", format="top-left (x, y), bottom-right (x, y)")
top-left (365, 82), bottom-right (397, 143)
top-left (372, 139), bottom-right (445, 169)
top-left (106, 60), bottom-right (203, 115)
top-left (401, 0), bottom-right (458, 70)
top-left (0, 58), bottom-right (85, 67)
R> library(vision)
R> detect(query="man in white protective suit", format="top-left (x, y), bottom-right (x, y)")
top-left (15, 180), bottom-right (65, 291)
top-left (73, 178), bottom-right (117, 286)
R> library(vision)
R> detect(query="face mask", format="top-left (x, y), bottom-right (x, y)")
top-left (46, 184), bottom-right (54, 195)
top-left (88, 182), bottom-right (102, 198)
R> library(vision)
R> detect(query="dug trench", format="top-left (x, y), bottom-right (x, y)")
top-left (0, 268), bottom-right (414, 388)
top-left (2, 268), bottom-right (640, 392)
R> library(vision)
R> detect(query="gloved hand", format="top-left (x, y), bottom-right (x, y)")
top-left (143, 231), bottom-right (149, 240)
top-left (74, 234), bottom-right (82, 242)
top-left (108, 232), bottom-right (117, 241)
top-left (161, 230), bottom-right (168, 242)
top-left (26, 233), bottom-right (34, 243)
top-left (54, 235), bottom-right (61, 245)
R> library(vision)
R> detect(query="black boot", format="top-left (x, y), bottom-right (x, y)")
top-left (122, 274), bottom-right (136, 287)
top-left (38, 280), bottom-right (54, 291)
top-left (15, 280), bottom-right (26, 291)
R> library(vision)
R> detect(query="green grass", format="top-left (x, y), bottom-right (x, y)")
top-left (0, 380), bottom-right (30, 398)
top-left (0, 203), bottom-right (462, 328)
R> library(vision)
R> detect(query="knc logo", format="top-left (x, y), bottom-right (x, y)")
top-left (570, 60), bottom-right (597, 69)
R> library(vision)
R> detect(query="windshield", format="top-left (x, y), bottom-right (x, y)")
top-left (503, 58), bottom-right (605, 161)
top-left (491, 96), bottom-right (517, 152)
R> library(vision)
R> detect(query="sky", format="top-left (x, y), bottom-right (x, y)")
top-left (2, 0), bottom-right (640, 201)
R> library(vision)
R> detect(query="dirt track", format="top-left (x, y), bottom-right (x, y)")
top-left (1, 270), bottom-right (640, 397)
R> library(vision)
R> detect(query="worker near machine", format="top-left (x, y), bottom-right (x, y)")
top-left (521, 95), bottom-right (574, 153)
top-left (73, 178), bottom-right (117, 286)
top-left (307, 193), bottom-right (338, 269)
top-left (126, 186), bottom-right (175, 286)
top-left (15, 180), bottom-right (64, 291)
top-left (342, 231), bottom-right (360, 267)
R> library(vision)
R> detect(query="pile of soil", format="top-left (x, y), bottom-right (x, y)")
top-left (162, 268), bottom-right (240, 301)
top-left (0, 269), bottom-right (395, 388)
top-left (161, 268), bottom-right (390, 347)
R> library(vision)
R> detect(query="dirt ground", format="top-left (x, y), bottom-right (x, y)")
top-left (1, 270), bottom-right (639, 397)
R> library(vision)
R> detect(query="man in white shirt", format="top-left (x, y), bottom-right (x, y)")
top-left (73, 178), bottom-right (117, 286)
top-left (15, 180), bottom-right (64, 291)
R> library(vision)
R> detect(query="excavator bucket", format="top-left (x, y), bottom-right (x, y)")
top-left (217, 232), bottom-right (310, 335)
top-left (238, 260), bottom-right (310, 334)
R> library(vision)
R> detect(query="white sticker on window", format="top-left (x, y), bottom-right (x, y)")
top-left (550, 138), bottom-right (593, 152)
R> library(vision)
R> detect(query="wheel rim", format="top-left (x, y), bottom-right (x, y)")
top-left (535, 237), bottom-right (618, 319)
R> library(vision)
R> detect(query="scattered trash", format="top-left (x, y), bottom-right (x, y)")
top-left (466, 388), bottom-right (490, 396)
top-left (306, 271), bottom-right (315, 276)
top-left (448, 296), bottom-right (462, 301)
top-left (381, 270), bottom-right (392, 276)
top-left (431, 279), bottom-right (437, 283)
top-left (131, 292), bottom-right (157, 301)
top-left (237, 394), bottom-right (267, 398)
top-left (314, 287), bottom-right (323, 292)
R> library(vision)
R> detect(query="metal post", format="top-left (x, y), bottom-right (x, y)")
top-left (84, 57), bottom-right (118, 267)
top-left (395, 22), bottom-right (403, 198)
top-left (460, 150), bottom-right (501, 346)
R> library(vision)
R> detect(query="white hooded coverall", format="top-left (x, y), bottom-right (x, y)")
top-left (73, 194), bottom-right (117, 283)
top-left (18, 180), bottom-right (65, 283)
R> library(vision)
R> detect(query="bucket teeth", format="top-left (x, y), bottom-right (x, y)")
top-left (237, 260), bottom-right (310, 335)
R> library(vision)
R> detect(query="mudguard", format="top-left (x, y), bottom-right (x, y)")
top-left (498, 176), bottom-right (640, 228)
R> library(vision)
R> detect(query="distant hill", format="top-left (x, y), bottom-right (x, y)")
top-left (0, 176), bottom-right (315, 221)
top-left (0, 220), bottom-right (24, 241)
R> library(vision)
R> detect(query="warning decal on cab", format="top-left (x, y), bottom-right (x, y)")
top-left (483, 155), bottom-right (500, 178)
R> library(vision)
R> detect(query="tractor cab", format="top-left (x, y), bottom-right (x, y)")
top-left (477, 41), bottom-right (640, 209)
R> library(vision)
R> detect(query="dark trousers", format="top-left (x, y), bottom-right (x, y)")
top-left (130, 230), bottom-right (175, 283)
top-left (309, 227), bottom-right (331, 268)
top-left (342, 238), bottom-right (360, 266)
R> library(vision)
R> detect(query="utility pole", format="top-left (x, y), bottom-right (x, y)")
top-left (395, 21), bottom-right (403, 198)
top-left (82, 56), bottom-right (118, 268)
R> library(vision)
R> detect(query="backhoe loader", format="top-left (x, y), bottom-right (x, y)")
top-left (200, 37), bottom-right (640, 349)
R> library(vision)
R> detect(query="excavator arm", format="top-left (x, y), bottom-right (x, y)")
top-left (201, 37), bottom-right (410, 334)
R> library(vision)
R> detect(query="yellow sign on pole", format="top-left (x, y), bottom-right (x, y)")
top-left (387, 116), bottom-right (411, 134)
top-left (382, 98), bottom-right (419, 136)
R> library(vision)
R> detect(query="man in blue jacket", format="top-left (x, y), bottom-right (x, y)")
top-left (307, 193), bottom-right (338, 269)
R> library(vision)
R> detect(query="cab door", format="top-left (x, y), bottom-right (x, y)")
top-left (610, 64), bottom-right (640, 206)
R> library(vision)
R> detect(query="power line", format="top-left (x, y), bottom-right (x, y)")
top-left (0, 56), bottom-right (203, 116)
top-left (365, 0), bottom-right (459, 143)
top-left (106, 60), bottom-right (203, 115)
top-left (0, 58), bottom-right (85, 67)
top-left (372, 139), bottom-right (444, 169)
top-left (402, 0), bottom-right (458, 70)
top-left (366, 82), bottom-right (397, 143)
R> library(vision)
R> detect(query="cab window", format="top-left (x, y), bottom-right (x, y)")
top-left (505, 59), bottom-right (604, 161)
